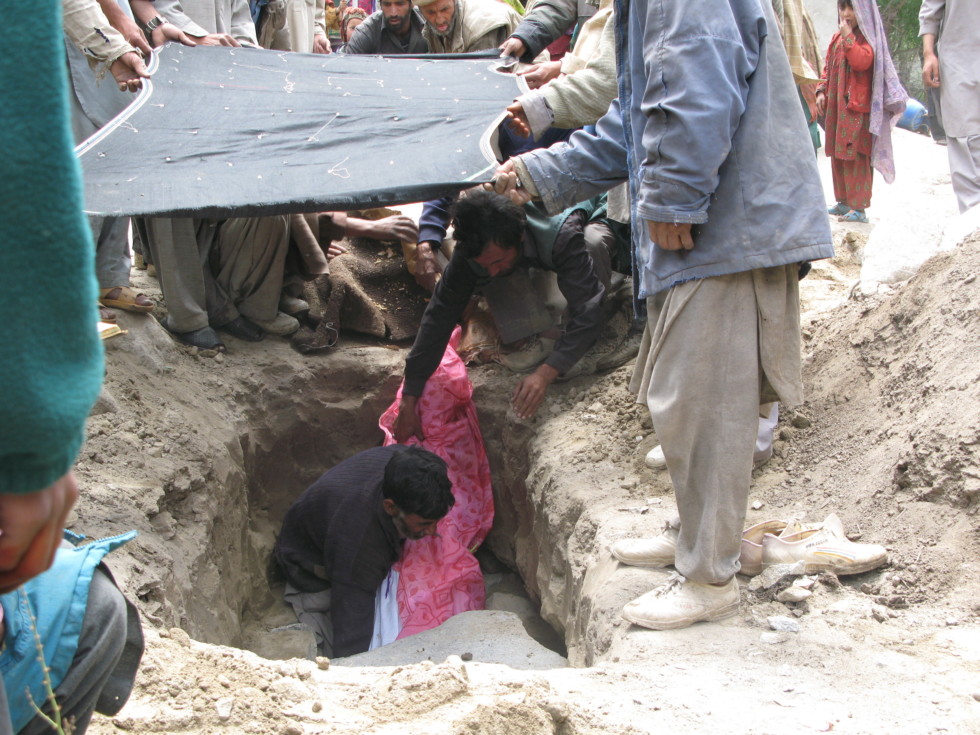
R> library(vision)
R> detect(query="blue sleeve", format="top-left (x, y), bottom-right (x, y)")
top-left (417, 196), bottom-right (454, 247)
top-left (520, 97), bottom-right (630, 214)
top-left (633, 2), bottom-right (762, 224)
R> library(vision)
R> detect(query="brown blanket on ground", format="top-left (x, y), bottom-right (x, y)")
top-left (316, 236), bottom-right (429, 342)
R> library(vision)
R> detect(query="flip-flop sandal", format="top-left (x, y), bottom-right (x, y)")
top-left (100, 286), bottom-right (155, 313)
top-left (99, 306), bottom-right (118, 323)
top-left (840, 209), bottom-right (868, 223)
top-left (828, 203), bottom-right (850, 216)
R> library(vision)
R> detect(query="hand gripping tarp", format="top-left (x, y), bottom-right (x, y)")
top-left (76, 44), bottom-right (521, 218)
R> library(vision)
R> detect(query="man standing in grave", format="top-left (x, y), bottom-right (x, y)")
top-left (274, 445), bottom-right (454, 656)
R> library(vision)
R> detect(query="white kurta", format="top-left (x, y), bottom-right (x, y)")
top-left (919, 0), bottom-right (980, 139)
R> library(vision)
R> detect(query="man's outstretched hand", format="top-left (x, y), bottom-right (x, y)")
top-left (512, 364), bottom-right (558, 420)
top-left (485, 160), bottom-right (533, 206)
top-left (0, 473), bottom-right (79, 593)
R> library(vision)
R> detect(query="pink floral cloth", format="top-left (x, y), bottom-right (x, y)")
top-left (379, 328), bottom-right (494, 638)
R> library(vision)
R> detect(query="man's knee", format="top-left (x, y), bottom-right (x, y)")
top-left (583, 222), bottom-right (614, 291)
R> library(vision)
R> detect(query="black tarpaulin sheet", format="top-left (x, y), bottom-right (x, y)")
top-left (76, 45), bottom-right (522, 218)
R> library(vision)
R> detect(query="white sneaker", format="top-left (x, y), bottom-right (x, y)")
top-left (762, 514), bottom-right (887, 576)
top-left (252, 312), bottom-right (300, 336)
top-left (738, 519), bottom-right (790, 576)
top-left (645, 442), bottom-right (772, 472)
top-left (644, 444), bottom-right (667, 469)
top-left (611, 523), bottom-right (678, 568)
top-left (623, 572), bottom-right (739, 630)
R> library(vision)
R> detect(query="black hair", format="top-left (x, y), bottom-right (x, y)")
top-left (383, 446), bottom-right (455, 520)
top-left (451, 190), bottom-right (526, 260)
top-left (838, 0), bottom-right (853, 9)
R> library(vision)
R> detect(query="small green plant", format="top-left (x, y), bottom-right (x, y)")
top-left (21, 588), bottom-right (74, 735)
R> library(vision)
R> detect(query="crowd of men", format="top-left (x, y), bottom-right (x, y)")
top-left (2, 0), bottom-right (978, 732)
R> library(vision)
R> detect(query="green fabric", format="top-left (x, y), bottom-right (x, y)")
top-left (0, 0), bottom-right (104, 494)
top-left (524, 197), bottom-right (606, 269)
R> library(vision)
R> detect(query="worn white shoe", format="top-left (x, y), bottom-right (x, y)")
top-left (623, 572), bottom-right (739, 630)
top-left (252, 312), bottom-right (301, 336)
top-left (738, 519), bottom-right (790, 576)
top-left (645, 442), bottom-right (772, 472)
top-left (762, 514), bottom-right (887, 576)
top-left (644, 444), bottom-right (667, 469)
top-left (611, 523), bottom-right (678, 568)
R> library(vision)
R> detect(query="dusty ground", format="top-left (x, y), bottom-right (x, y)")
top-left (72, 130), bottom-right (979, 734)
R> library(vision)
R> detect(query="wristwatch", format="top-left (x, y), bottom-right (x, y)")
top-left (145, 16), bottom-right (168, 33)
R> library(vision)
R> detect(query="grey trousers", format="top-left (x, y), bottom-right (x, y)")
top-left (947, 135), bottom-right (980, 214)
top-left (211, 215), bottom-right (291, 323)
top-left (283, 583), bottom-right (334, 658)
top-left (15, 567), bottom-right (143, 735)
top-left (138, 217), bottom-right (226, 333)
top-left (630, 265), bottom-right (802, 584)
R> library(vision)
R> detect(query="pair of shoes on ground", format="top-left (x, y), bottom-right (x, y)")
top-left (99, 286), bottom-right (154, 313)
top-left (612, 514), bottom-right (887, 578)
top-left (644, 443), bottom-right (772, 470)
top-left (739, 514), bottom-right (887, 576)
top-left (612, 513), bottom-right (887, 630)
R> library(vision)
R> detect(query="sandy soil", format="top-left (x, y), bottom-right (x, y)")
top-left (73, 129), bottom-right (980, 734)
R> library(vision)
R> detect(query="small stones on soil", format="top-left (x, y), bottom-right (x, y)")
top-left (767, 615), bottom-right (800, 633)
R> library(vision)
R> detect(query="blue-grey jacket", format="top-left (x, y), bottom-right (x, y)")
top-left (519, 0), bottom-right (834, 298)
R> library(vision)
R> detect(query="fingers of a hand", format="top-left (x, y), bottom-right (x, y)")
top-left (129, 57), bottom-right (151, 78)
top-left (503, 187), bottom-right (531, 206)
top-left (679, 227), bottom-right (695, 250)
top-left (511, 380), bottom-right (538, 417)
top-left (514, 389), bottom-right (542, 419)
top-left (133, 36), bottom-right (153, 56)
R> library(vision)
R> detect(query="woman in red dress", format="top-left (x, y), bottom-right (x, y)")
top-left (817, 0), bottom-right (874, 224)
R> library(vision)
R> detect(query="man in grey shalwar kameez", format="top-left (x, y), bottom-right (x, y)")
top-left (920, 0), bottom-right (980, 214)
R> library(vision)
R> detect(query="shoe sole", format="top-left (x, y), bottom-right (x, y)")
top-left (799, 558), bottom-right (886, 576)
top-left (623, 600), bottom-right (740, 630)
top-left (611, 553), bottom-right (674, 568)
